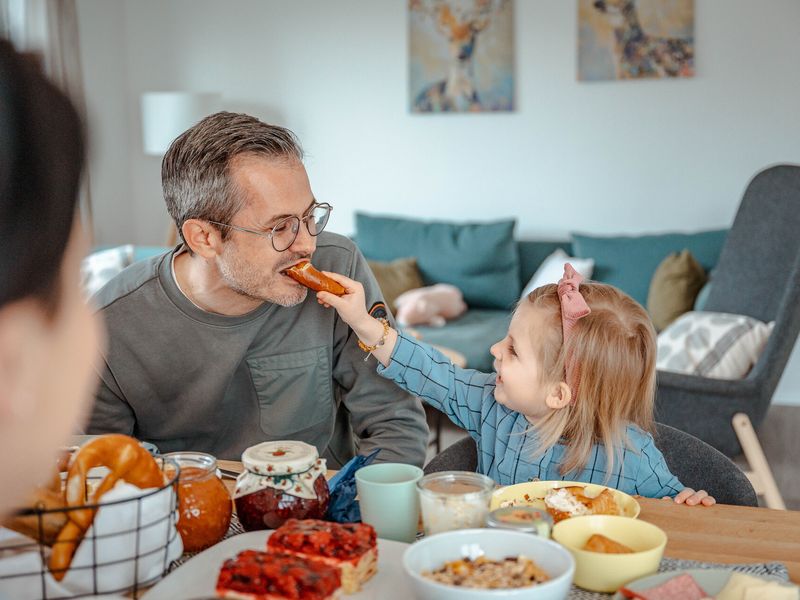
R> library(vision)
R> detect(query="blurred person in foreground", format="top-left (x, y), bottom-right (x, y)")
top-left (0, 38), bottom-right (104, 518)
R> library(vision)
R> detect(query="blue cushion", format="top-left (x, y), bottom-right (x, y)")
top-left (355, 214), bottom-right (520, 309)
top-left (571, 229), bottom-right (728, 305)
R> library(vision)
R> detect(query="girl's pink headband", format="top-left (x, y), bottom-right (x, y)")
top-left (557, 263), bottom-right (591, 401)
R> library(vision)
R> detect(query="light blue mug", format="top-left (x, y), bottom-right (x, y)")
top-left (356, 463), bottom-right (423, 543)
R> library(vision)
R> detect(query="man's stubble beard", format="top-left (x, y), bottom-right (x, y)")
top-left (218, 248), bottom-right (309, 308)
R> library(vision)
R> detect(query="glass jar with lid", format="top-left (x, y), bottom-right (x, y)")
top-left (234, 440), bottom-right (329, 531)
top-left (163, 451), bottom-right (232, 552)
top-left (487, 506), bottom-right (553, 537)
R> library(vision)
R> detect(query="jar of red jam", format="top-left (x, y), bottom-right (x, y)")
top-left (164, 452), bottom-right (232, 552)
top-left (234, 441), bottom-right (329, 531)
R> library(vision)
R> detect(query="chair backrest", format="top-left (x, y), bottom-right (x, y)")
top-left (424, 425), bottom-right (757, 507)
top-left (653, 423), bottom-right (757, 507)
top-left (704, 164), bottom-right (800, 393)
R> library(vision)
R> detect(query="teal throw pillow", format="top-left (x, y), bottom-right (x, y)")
top-left (355, 214), bottom-right (520, 309)
top-left (571, 229), bottom-right (727, 306)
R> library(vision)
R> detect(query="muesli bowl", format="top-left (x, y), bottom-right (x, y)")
top-left (402, 528), bottom-right (574, 600)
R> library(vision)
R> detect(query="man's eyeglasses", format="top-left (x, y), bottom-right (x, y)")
top-left (208, 203), bottom-right (332, 252)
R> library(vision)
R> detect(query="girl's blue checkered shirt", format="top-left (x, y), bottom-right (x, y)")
top-left (378, 332), bottom-right (684, 497)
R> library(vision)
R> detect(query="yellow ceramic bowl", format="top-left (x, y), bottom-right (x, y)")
top-left (490, 480), bottom-right (640, 519)
top-left (551, 515), bottom-right (667, 593)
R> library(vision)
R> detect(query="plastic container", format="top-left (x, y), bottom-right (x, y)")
top-left (416, 471), bottom-right (494, 535)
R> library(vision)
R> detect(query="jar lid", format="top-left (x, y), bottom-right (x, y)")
top-left (486, 506), bottom-right (553, 536)
top-left (242, 441), bottom-right (319, 476)
top-left (416, 471), bottom-right (495, 498)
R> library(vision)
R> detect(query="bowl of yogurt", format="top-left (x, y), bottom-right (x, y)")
top-left (417, 471), bottom-right (495, 535)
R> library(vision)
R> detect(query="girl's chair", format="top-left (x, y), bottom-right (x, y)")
top-left (423, 423), bottom-right (757, 507)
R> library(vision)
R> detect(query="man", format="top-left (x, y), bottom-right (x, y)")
top-left (87, 112), bottom-right (428, 467)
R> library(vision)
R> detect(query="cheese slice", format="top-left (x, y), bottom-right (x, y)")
top-left (716, 572), bottom-right (799, 600)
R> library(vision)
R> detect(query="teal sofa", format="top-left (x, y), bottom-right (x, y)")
top-left (355, 214), bottom-right (728, 372)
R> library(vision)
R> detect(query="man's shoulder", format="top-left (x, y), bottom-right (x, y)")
top-left (91, 252), bottom-right (168, 312)
top-left (313, 232), bottom-right (361, 268)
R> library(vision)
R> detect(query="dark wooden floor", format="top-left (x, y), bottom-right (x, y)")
top-left (426, 404), bottom-right (800, 510)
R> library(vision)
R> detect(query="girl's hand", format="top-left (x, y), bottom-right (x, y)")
top-left (316, 272), bottom-right (371, 331)
top-left (668, 488), bottom-right (716, 506)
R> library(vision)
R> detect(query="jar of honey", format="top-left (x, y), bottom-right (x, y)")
top-left (234, 441), bottom-right (329, 531)
top-left (164, 452), bottom-right (232, 552)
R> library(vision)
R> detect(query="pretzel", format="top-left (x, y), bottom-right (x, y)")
top-left (284, 261), bottom-right (346, 295)
top-left (48, 434), bottom-right (164, 581)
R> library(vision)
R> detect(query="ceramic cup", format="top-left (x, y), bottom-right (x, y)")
top-left (355, 463), bottom-right (423, 543)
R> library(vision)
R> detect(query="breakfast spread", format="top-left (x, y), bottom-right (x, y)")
top-left (582, 533), bottom-right (634, 554)
top-left (417, 471), bottom-right (494, 535)
top-left (422, 555), bottom-right (550, 589)
top-left (49, 434), bottom-right (165, 580)
top-left (234, 441), bottom-right (330, 531)
top-left (544, 486), bottom-right (620, 523)
top-left (283, 261), bottom-right (346, 295)
top-left (267, 519), bottom-right (378, 593)
top-left (216, 549), bottom-right (342, 600)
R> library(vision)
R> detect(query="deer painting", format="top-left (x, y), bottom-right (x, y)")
top-left (410, 0), bottom-right (512, 112)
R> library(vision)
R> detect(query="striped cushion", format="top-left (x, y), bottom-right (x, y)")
top-left (656, 311), bottom-right (774, 379)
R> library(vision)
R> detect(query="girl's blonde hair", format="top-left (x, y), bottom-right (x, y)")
top-left (523, 282), bottom-right (656, 478)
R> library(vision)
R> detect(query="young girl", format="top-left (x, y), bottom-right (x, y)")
top-left (317, 264), bottom-right (715, 505)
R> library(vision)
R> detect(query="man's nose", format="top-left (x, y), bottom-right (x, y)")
top-left (288, 220), bottom-right (315, 255)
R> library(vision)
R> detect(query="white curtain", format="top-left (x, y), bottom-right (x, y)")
top-left (1, 0), bottom-right (93, 232)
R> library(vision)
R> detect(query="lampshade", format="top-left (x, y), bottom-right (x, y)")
top-left (140, 92), bottom-right (221, 156)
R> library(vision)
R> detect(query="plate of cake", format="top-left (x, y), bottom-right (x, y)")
top-left (143, 519), bottom-right (412, 599)
top-left (490, 481), bottom-right (640, 522)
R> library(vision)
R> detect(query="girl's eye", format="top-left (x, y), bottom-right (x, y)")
top-left (508, 344), bottom-right (516, 357)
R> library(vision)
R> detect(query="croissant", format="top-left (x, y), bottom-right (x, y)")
top-left (284, 261), bottom-right (346, 295)
top-left (49, 434), bottom-right (164, 581)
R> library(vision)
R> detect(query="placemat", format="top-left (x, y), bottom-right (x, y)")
top-left (566, 557), bottom-right (790, 599)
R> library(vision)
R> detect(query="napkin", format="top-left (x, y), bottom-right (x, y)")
top-left (324, 449), bottom-right (380, 523)
top-left (0, 480), bottom-right (182, 598)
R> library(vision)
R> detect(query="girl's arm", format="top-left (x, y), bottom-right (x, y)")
top-left (317, 272), bottom-right (497, 435)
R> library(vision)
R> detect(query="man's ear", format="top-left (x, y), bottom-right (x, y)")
top-left (182, 219), bottom-right (222, 259)
top-left (544, 381), bottom-right (572, 410)
top-left (0, 300), bottom-right (46, 421)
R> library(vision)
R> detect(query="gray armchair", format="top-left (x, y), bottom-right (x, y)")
top-left (425, 423), bottom-right (757, 507)
top-left (654, 164), bottom-right (800, 508)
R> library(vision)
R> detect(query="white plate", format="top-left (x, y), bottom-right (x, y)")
top-left (142, 530), bottom-right (412, 600)
top-left (611, 568), bottom-right (788, 598)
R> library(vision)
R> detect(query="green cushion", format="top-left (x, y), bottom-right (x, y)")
top-left (355, 214), bottom-right (520, 309)
top-left (571, 229), bottom-right (727, 305)
top-left (409, 309), bottom-right (511, 371)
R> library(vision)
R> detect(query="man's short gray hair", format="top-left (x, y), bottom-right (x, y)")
top-left (162, 111), bottom-right (303, 244)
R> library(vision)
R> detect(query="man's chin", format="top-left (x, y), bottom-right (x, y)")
top-left (269, 285), bottom-right (308, 307)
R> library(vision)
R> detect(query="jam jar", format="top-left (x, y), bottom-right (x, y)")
top-left (164, 452), bottom-right (232, 552)
top-left (234, 441), bottom-right (329, 531)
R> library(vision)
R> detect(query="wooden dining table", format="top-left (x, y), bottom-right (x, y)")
top-left (218, 459), bottom-right (800, 583)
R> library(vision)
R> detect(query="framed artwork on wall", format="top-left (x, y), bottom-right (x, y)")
top-left (409, 0), bottom-right (514, 113)
top-left (578, 0), bottom-right (695, 81)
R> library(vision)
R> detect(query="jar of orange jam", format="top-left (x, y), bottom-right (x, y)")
top-left (164, 452), bottom-right (232, 552)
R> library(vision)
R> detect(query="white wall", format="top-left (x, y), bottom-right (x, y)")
top-left (76, 0), bottom-right (800, 404)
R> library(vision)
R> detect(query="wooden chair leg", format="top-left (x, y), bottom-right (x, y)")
top-left (732, 413), bottom-right (786, 510)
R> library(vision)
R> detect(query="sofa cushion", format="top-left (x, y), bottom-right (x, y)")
top-left (656, 311), bottom-right (774, 379)
top-left (355, 214), bottom-right (520, 309)
top-left (409, 309), bottom-right (511, 372)
top-left (521, 248), bottom-right (595, 298)
top-left (647, 250), bottom-right (707, 331)
top-left (517, 240), bottom-right (572, 288)
top-left (366, 257), bottom-right (424, 311)
top-left (571, 229), bottom-right (727, 306)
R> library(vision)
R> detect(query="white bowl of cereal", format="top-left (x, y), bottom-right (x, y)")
top-left (402, 528), bottom-right (574, 599)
